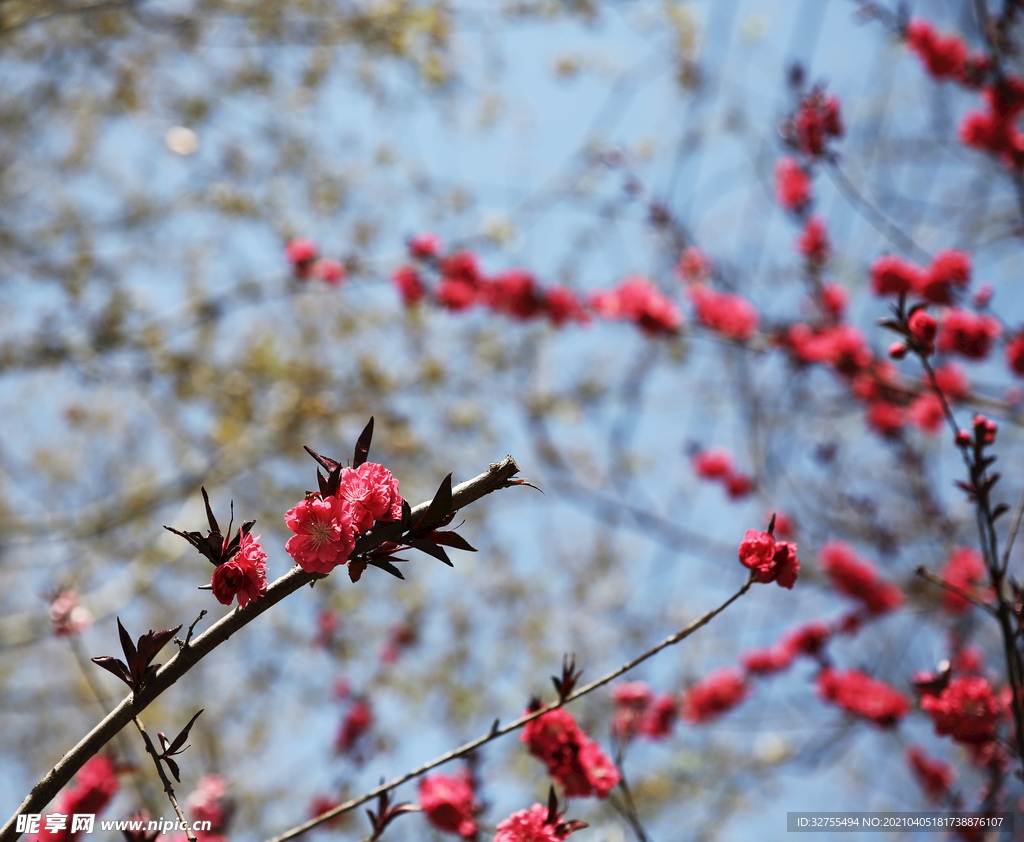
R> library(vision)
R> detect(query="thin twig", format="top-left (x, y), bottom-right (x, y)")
top-left (915, 565), bottom-right (998, 617)
top-left (261, 573), bottom-right (756, 842)
top-left (131, 717), bottom-right (197, 842)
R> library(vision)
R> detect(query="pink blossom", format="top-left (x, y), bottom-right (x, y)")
top-left (311, 258), bottom-right (346, 285)
top-left (285, 238), bottom-right (318, 276)
top-left (49, 591), bottom-right (92, 636)
top-left (284, 495), bottom-right (357, 574)
top-left (335, 462), bottom-right (403, 533)
top-left (494, 804), bottom-right (575, 842)
top-left (818, 541), bottom-right (904, 615)
top-left (938, 308), bottom-right (1002, 359)
top-left (688, 284), bottom-right (759, 340)
top-left (409, 232), bottom-right (442, 258)
top-left (817, 668), bottom-right (909, 726)
top-left (775, 157), bottom-right (810, 212)
top-left (392, 265), bottom-right (427, 306)
top-left (211, 531), bottom-right (268, 608)
top-left (683, 668), bottom-right (749, 723)
top-left (418, 771), bottom-right (479, 838)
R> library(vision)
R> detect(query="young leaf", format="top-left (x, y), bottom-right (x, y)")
top-left (408, 538), bottom-right (453, 567)
top-left (428, 531), bottom-right (477, 552)
top-left (91, 656), bottom-right (132, 688)
top-left (411, 473), bottom-right (453, 536)
top-left (368, 558), bottom-right (407, 579)
top-left (303, 445), bottom-right (341, 474)
top-left (353, 416), bottom-right (374, 468)
top-left (164, 709), bottom-right (204, 756)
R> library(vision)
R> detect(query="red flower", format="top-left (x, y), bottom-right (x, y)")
top-left (796, 216), bottom-right (830, 266)
top-left (908, 310), bottom-right (937, 355)
top-left (908, 393), bottom-right (945, 435)
top-left (920, 676), bottom-right (1003, 744)
top-left (409, 231), bottom-right (442, 258)
top-left (418, 771), bottom-right (479, 839)
top-left (335, 699), bottom-right (374, 753)
top-left (794, 91), bottom-right (844, 157)
top-left (639, 693), bottom-right (677, 739)
top-left (392, 265), bottom-right (427, 306)
top-left (284, 495), bottom-right (357, 574)
top-left (741, 645), bottom-right (794, 675)
top-left (42, 755), bottom-right (120, 842)
top-left (938, 308), bottom-right (1002, 359)
top-left (682, 668), bottom-right (749, 723)
top-left (726, 472), bottom-right (752, 499)
top-left (869, 254), bottom-right (925, 296)
top-left (816, 668), bottom-right (910, 726)
top-left (335, 462), bottom-right (403, 533)
top-left (932, 362), bottom-right (971, 400)
top-left (590, 276), bottom-right (682, 337)
top-left (675, 247), bottom-right (712, 281)
top-left (544, 287), bottom-right (590, 326)
top-left (186, 774), bottom-right (230, 832)
top-left (520, 708), bottom-right (620, 798)
top-left (918, 249), bottom-right (971, 304)
top-left (494, 804), bottom-right (578, 842)
top-left (211, 531), bottom-right (268, 608)
top-left (939, 548), bottom-right (989, 614)
top-left (311, 258), bottom-right (346, 285)
top-left (819, 541), bottom-right (904, 615)
top-left (436, 251), bottom-right (485, 311)
top-left (285, 238), bottom-right (318, 276)
top-left (906, 18), bottom-right (968, 80)
top-left (485, 269), bottom-right (546, 320)
top-left (1006, 332), bottom-right (1024, 376)
top-left (907, 746), bottom-right (955, 803)
top-left (820, 282), bottom-right (848, 320)
top-left (774, 157), bottom-right (810, 212)
top-left (780, 621), bottom-right (832, 658)
top-left (610, 683), bottom-right (676, 741)
top-left (866, 400), bottom-right (905, 438)
top-left (786, 323), bottom-right (873, 375)
top-left (688, 285), bottom-right (759, 341)
top-left (49, 590), bottom-right (92, 636)
top-left (737, 529), bottom-right (800, 588)
top-left (693, 447), bottom-right (733, 480)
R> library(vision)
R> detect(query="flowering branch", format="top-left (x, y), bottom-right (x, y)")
top-left (262, 572), bottom-right (756, 842)
top-left (0, 455), bottom-right (523, 842)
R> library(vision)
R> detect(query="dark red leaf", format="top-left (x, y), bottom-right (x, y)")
top-left (304, 445), bottom-right (341, 474)
top-left (427, 531), bottom-right (476, 552)
top-left (91, 656), bottom-right (131, 687)
top-left (353, 417), bottom-right (374, 468)
top-left (408, 539), bottom-right (453, 567)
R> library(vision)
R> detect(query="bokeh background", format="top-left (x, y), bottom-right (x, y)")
top-left (2, 0), bottom-right (1024, 839)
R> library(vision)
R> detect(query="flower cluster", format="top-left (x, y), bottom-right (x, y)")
top-left (32, 756), bottom-right (119, 842)
top-left (418, 771), bottom-right (479, 839)
top-left (774, 157), bottom-right (811, 212)
top-left (285, 461), bottom-right (402, 575)
top-left (493, 803), bottom-right (584, 842)
top-left (919, 676), bottom-right (1004, 745)
top-left (938, 308), bottom-right (1002, 359)
top-left (737, 529), bottom-right (800, 588)
top-left (687, 284), bottom-right (759, 341)
top-left (905, 19), bottom-right (976, 82)
top-left (284, 238), bottom-right (347, 285)
top-left (960, 77), bottom-right (1024, 170)
top-left (335, 698), bottom-right (374, 754)
top-left (692, 447), bottom-right (752, 499)
top-left (869, 250), bottom-right (972, 305)
top-left (682, 668), bottom-right (749, 723)
top-left (796, 216), bottom-right (830, 267)
top-left (907, 746), bottom-right (956, 803)
top-left (211, 531), bottom-right (267, 608)
top-left (49, 590), bottom-right (92, 636)
top-left (610, 681), bottom-right (677, 741)
top-left (393, 241), bottom-right (590, 327)
top-left (186, 774), bottom-right (232, 836)
top-left (816, 668), bottom-right (910, 727)
top-left (520, 708), bottom-right (620, 799)
top-left (793, 90), bottom-right (843, 157)
top-left (590, 275), bottom-right (682, 337)
top-left (818, 541), bottom-right (904, 616)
